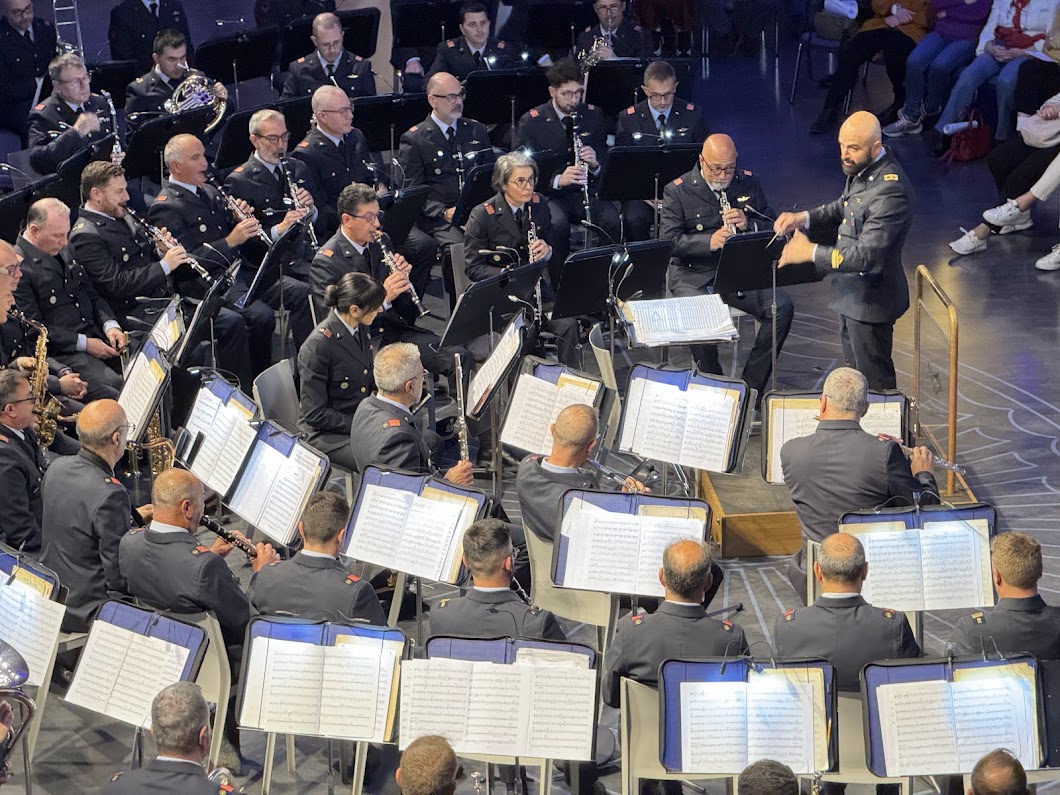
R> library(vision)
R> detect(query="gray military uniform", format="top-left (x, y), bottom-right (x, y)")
top-left (949, 595), bottom-right (1060, 659)
top-left (773, 594), bottom-right (920, 691)
top-left (101, 758), bottom-right (227, 794)
top-left (603, 602), bottom-right (748, 707)
top-left (429, 589), bottom-right (566, 641)
top-left (349, 395), bottom-right (430, 475)
top-left (247, 551), bottom-right (386, 624)
top-left (515, 455), bottom-right (597, 543)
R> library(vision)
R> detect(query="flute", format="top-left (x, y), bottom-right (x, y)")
top-left (876, 434), bottom-right (965, 474)
top-left (199, 515), bottom-right (257, 559)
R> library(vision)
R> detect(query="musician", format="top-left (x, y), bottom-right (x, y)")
top-left (574, 0), bottom-right (654, 60)
top-left (426, 2), bottom-right (517, 80)
top-left (949, 531), bottom-right (1060, 658)
top-left (254, 0), bottom-right (334, 28)
top-left (396, 736), bottom-right (460, 795)
top-left (0, 371), bottom-right (45, 553)
top-left (281, 12), bottom-right (375, 100)
top-left (513, 58), bottom-right (620, 271)
top-left (288, 85), bottom-right (374, 239)
top-left (970, 750), bottom-right (1029, 795)
top-left (102, 682), bottom-right (233, 795)
top-left (39, 400), bottom-right (146, 632)
top-left (108, 0), bottom-right (193, 76)
top-left (603, 539), bottom-right (747, 707)
top-left (28, 53), bottom-right (122, 177)
top-left (660, 133), bottom-right (794, 398)
top-left (774, 112), bottom-right (912, 391)
top-left (349, 342), bottom-right (472, 483)
top-left (314, 183), bottom-right (470, 380)
top-left (248, 491), bottom-right (386, 623)
top-left (297, 272), bottom-right (383, 471)
top-left (615, 60), bottom-right (709, 241)
top-left (397, 71), bottom-right (497, 304)
top-left (0, 0), bottom-right (57, 146)
top-left (14, 198), bottom-right (125, 401)
top-left (775, 534), bottom-right (919, 698)
top-left (738, 761), bottom-right (799, 795)
top-left (780, 367), bottom-right (937, 602)
top-left (430, 518), bottom-right (564, 640)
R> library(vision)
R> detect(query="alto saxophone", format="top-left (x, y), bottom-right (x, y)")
top-left (8, 310), bottom-right (76, 448)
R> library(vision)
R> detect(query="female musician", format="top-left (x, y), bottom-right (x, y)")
top-left (296, 271), bottom-right (385, 470)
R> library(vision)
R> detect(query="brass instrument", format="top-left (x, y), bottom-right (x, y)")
top-left (810, 772), bottom-right (822, 795)
top-left (204, 174), bottom-right (273, 246)
top-left (100, 89), bottom-right (122, 159)
top-left (453, 353), bottom-right (470, 463)
top-left (200, 515), bottom-right (257, 560)
top-left (163, 66), bottom-right (228, 134)
top-left (8, 310), bottom-right (76, 448)
top-left (375, 231), bottom-right (429, 317)
top-left (577, 35), bottom-right (608, 71)
top-left (569, 111), bottom-right (592, 225)
top-left (0, 639), bottom-right (37, 778)
top-left (124, 206), bottom-right (215, 284)
top-left (718, 188), bottom-right (736, 233)
top-left (144, 410), bottom-right (175, 477)
top-left (277, 157), bottom-right (319, 249)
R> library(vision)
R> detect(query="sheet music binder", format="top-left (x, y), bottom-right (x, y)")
top-left (0, 544), bottom-right (59, 600)
top-left (117, 337), bottom-right (171, 444)
top-left (659, 657), bottom-right (838, 775)
top-left (466, 312), bottom-right (528, 421)
top-left (0, 567), bottom-right (66, 687)
top-left (552, 489), bottom-right (710, 597)
top-left (617, 364), bottom-right (753, 474)
top-left (176, 376), bottom-right (259, 499)
top-left (838, 503), bottom-right (997, 613)
top-left (762, 390), bottom-right (910, 484)
top-left (618, 294), bottom-right (738, 348)
top-left (499, 357), bottom-right (616, 457)
top-left (862, 655), bottom-right (1043, 777)
top-left (143, 296), bottom-right (184, 354)
top-left (341, 466), bottom-right (489, 584)
top-left (236, 617), bottom-right (407, 742)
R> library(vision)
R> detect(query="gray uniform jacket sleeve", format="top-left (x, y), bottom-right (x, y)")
top-left (810, 180), bottom-right (909, 277)
top-left (97, 486), bottom-right (133, 594)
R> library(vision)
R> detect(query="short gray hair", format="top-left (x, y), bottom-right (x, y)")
top-left (822, 367), bottom-right (869, 415)
top-left (26, 197), bottom-right (69, 229)
top-left (374, 343), bottom-right (422, 394)
top-left (151, 682), bottom-right (210, 756)
top-left (162, 133), bottom-right (198, 169)
top-left (817, 533), bottom-right (867, 583)
top-left (311, 84), bottom-right (346, 113)
top-left (662, 539), bottom-right (713, 600)
top-left (48, 52), bottom-right (86, 82)
top-left (249, 108), bottom-right (285, 136)
top-left (0, 369), bottom-right (29, 409)
top-left (492, 151), bottom-right (538, 192)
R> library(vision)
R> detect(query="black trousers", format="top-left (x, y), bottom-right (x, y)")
top-left (986, 136), bottom-right (1060, 200)
top-left (1014, 58), bottom-right (1060, 115)
top-left (621, 199), bottom-right (656, 242)
top-left (546, 193), bottom-right (622, 289)
top-left (255, 275), bottom-right (314, 352)
top-left (399, 226), bottom-right (439, 300)
top-left (839, 314), bottom-right (896, 391)
top-left (825, 28), bottom-right (917, 109)
top-left (55, 352), bottom-right (122, 402)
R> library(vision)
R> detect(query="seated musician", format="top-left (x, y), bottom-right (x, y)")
top-left (426, 2), bottom-right (518, 80)
top-left (462, 152), bottom-right (581, 367)
top-left (297, 272), bottom-right (383, 471)
top-left (0, 370), bottom-right (46, 553)
top-left (280, 12), bottom-right (375, 100)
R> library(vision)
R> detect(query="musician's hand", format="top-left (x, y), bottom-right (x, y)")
top-left (136, 504), bottom-right (154, 524)
top-left (579, 145), bottom-right (599, 169)
top-left (558, 165), bottom-right (588, 187)
top-left (73, 112), bottom-right (101, 135)
top-left (105, 327), bottom-right (126, 351)
top-left (252, 543), bottom-right (281, 572)
top-left (209, 536), bottom-right (235, 558)
top-left (724, 207), bottom-right (748, 231)
top-left (162, 244), bottom-right (188, 271)
top-left (382, 269), bottom-right (410, 303)
top-left (404, 58), bottom-right (424, 75)
top-left (909, 445), bottom-right (934, 474)
top-left (777, 228), bottom-right (814, 267)
top-left (277, 208), bottom-right (308, 235)
top-left (773, 211), bottom-right (806, 236)
top-left (709, 225), bottom-right (734, 251)
top-left (597, 44), bottom-right (617, 59)
top-left (445, 459), bottom-right (475, 486)
top-left (294, 185), bottom-right (315, 209)
top-left (110, 149), bottom-right (126, 166)
top-left (226, 217), bottom-right (262, 247)
top-left (85, 337), bottom-right (119, 359)
top-left (529, 239), bottom-right (550, 262)
top-left (213, 82), bottom-right (228, 101)
top-left (621, 478), bottom-right (650, 494)
top-left (234, 198), bottom-right (256, 217)
top-left (443, 206), bottom-right (456, 223)
top-left (59, 372), bottom-right (87, 399)
top-left (14, 356), bottom-right (34, 371)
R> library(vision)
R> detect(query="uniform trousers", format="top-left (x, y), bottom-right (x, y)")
top-left (839, 314), bottom-right (896, 391)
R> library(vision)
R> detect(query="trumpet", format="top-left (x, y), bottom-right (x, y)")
top-left (200, 515), bottom-right (257, 560)
top-left (569, 111), bottom-right (592, 226)
top-left (375, 231), bottom-right (429, 317)
top-left (100, 89), bottom-right (122, 159)
top-left (876, 434), bottom-right (965, 474)
top-left (453, 353), bottom-right (470, 463)
top-left (204, 174), bottom-right (273, 246)
top-left (588, 458), bottom-right (650, 493)
top-left (124, 206), bottom-right (215, 284)
top-left (277, 156), bottom-right (318, 249)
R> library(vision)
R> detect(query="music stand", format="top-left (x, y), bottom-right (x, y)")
top-left (525, 0), bottom-right (595, 52)
top-left (123, 107), bottom-right (214, 183)
top-left (352, 93), bottom-right (430, 153)
top-left (53, 145), bottom-right (101, 210)
top-left (391, 1), bottom-right (461, 58)
top-left (585, 59), bottom-right (647, 118)
top-left (553, 239), bottom-right (672, 320)
top-left (213, 105), bottom-right (266, 172)
top-left (89, 60), bottom-right (139, 110)
top-left (462, 69), bottom-right (549, 131)
top-left (440, 260), bottom-right (548, 348)
top-left (276, 96), bottom-right (313, 148)
top-left (0, 175), bottom-right (58, 242)
top-left (597, 144), bottom-right (699, 233)
top-left (194, 27), bottom-right (281, 108)
top-left (279, 16), bottom-right (317, 66)
top-left (339, 8), bottom-right (382, 59)
top-left (451, 163), bottom-right (495, 228)
top-left (517, 148), bottom-right (566, 199)
top-left (379, 184), bottom-right (430, 248)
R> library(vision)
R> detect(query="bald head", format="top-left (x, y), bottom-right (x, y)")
top-left (661, 539), bottom-right (714, 602)
top-left (152, 468), bottom-right (206, 530)
top-left (313, 11), bottom-right (341, 36)
top-left (970, 749), bottom-right (1028, 795)
top-left (550, 404), bottom-right (599, 452)
top-left (426, 72), bottom-right (463, 124)
top-left (700, 134), bottom-right (737, 188)
top-left (838, 111), bottom-right (883, 176)
top-left (76, 399), bottom-right (129, 464)
top-left (815, 533), bottom-right (867, 591)
top-left (702, 134), bottom-right (736, 162)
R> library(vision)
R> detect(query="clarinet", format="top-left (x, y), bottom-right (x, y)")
top-left (124, 206), bottom-right (215, 284)
top-left (453, 353), bottom-right (470, 462)
top-left (375, 231), bottom-right (429, 317)
top-left (527, 203), bottom-right (543, 320)
top-left (100, 90), bottom-right (122, 159)
top-left (718, 188), bottom-right (736, 233)
top-left (569, 111), bottom-right (592, 225)
top-left (588, 458), bottom-right (649, 493)
top-left (200, 515), bottom-right (257, 560)
top-left (277, 157), bottom-right (319, 249)
top-left (204, 174), bottom-right (274, 246)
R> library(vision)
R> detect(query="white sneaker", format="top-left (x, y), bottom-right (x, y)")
top-left (949, 228), bottom-right (987, 255)
top-left (999, 216), bottom-right (1034, 234)
top-left (882, 111), bottom-right (923, 137)
top-left (1035, 244), bottom-right (1060, 271)
top-left (983, 199), bottom-right (1027, 227)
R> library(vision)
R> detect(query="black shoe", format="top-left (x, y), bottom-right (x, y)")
top-left (927, 128), bottom-right (950, 156)
top-left (877, 102), bottom-right (901, 127)
top-left (810, 105), bottom-right (839, 134)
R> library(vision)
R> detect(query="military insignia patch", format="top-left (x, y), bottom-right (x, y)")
top-left (485, 203), bottom-right (496, 214)
top-left (971, 611), bottom-right (984, 624)
top-left (438, 598), bottom-right (450, 608)
top-left (321, 248), bottom-right (334, 257)
top-left (193, 545), bottom-right (210, 554)
top-left (784, 609), bottom-right (796, 621)
top-left (297, 57), bottom-right (306, 63)
top-left (743, 169), bottom-right (753, 176)
top-left (626, 106), bottom-right (636, 115)
top-left (529, 108), bottom-right (539, 117)
top-left (298, 140), bottom-right (310, 148)
top-left (345, 574), bottom-right (361, 584)
top-left (831, 249), bottom-right (844, 269)
top-left (409, 125), bottom-right (418, 132)
top-left (446, 39), bottom-right (455, 47)
top-left (234, 166), bottom-right (244, 173)
top-left (722, 620), bottom-right (733, 631)
top-left (154, 194), bottom-right (167, 201)
top-left (631, 614), bottom-right (643, 625)
top-left (686, 102), bottom-right (695, 110)
top-left (673, 177), bottom-right (683, 186)
top-left (385, 419), bottom-right (402, 427)
top-left (882, 608), bottom-right (895, 619)
top-left (883, 173), bottom-right (899, 181)
top-left (497, 40), bottom-right (506, 48)
top-left (320, 327), bottom-right (333, 337)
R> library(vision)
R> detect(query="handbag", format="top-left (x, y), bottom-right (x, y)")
top-left (942, 109), bottom-right (991, 164)
top-left (1017, 111), bottom-right (1060, 148)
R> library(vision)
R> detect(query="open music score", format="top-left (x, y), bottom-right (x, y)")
top-left (500, 371), bottom-right (601, 455)
top-left (145, 297), bottom-right (184, 353)
top-left (398, 657), bottom-right (597, 760)
top-left (239, 633), bottom-right (401, 742)
top-left (620, 294), bottom-right (738, 347)
top-left (842, 518), bottom-right (992, 612)
top-left (0, 579), bottom-right (65, 687)
top-left (181, 378), bottom-right (258, 497)
top-left (117, 337), bottom-right (170, 443)
top-left (467, 312), bottom-right (525, 419)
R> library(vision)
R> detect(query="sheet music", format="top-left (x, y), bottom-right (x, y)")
top-left (0, 581), bottom-right (65, 687)
top-left (393, 498), bottom-right (465, 580)
top-left (527, 665), bottom-right (597, 760)
top-left (469, 315), bottom-right (524, 416)
top-left (190, 395), bottom-right (257, 496)
top-left (256, 443), bottom-right (323, 545)
top-left (757, 666), bottom-right (829, 772)
top-left (464, 663), bottom-right (528, 756)
top-left (680, 386), bottom-right (736, 472)
top-left (182, 386), bottom-right (222, 462)
top-left (399, 658), bottom-right (473, 749)
top-left (514, 647), bottom-right (591, 669)
top-left (500, 373), bottom-right (598, 455)
top-left (951, 679), bottom-right (1036, 771)
top-left (681, 681), bottom-right (749, 773)
top-left (118, 347), bottom-right (165, 439)
top-left (618, 377), bottom-right (647, 452)
top-left (66, 620), bottom-right (189, 728)
top-left (626, 295), bottom-right (737, 345)
top-left (746, 675), bottom-right (815, 774)
top-left (856, 528), bottom-right (925, 611)
top-left (347, 485), bottom-right (415, 562)
top-left (147, 299), bottom-right (182, 353)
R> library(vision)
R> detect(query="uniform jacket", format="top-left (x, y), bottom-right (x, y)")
top-left (255, 0), bottom-right (334, 27)
top-left (109, 0), bottom-right (193, 75)
top-left (603, 602), bottom-right (749, 707)
top-left (248, 551), bottom-right (386, 623)
top-left (0, 425), bottom-right (45, 553)
top-left (427, 36), bottom-right (517, 79)
top-left (0, 315), bottom-right (69, 397)
top-left (40, 449), bottom-right (131, 632)
top-left (807, 148), bottom-right (912, 324)
top-left (0, 17), bottom-right (57, 106)
top-left (575, 17), bottom-right (654, 58)
top-left (288, 127), bottom-right (373, 236)
top-left (119, 526), bottom-right (250, 648)
top-left (28, 93), bottom-right (117, 175)
top-left (615, 98), bottom-right (709, 146)
top-left (102, 758), bottom-right (230, 794)
top-left (463, 191), bottom-right (552, 281)
top-left (297, 309), bottom-right (374, 444)
top-left (773, 593), bottom-right (920, 691)
top-left (515, 455), bottom-right (598, 543)
top-left (349, 394), bottom-right (429, 474)
top-left (13, 235), bottom-right (117, 354)
top-left (780, 419), bottom-right (939, 546)
top-left (429, 588), bottom-right (566, 641)
top-left (281, 50), bottom-right (375, 99)
top-left (513, 101), bottom-right (608, 198)
top-left (949, 595), bottom-right (1060, 659)
top-left (124, 68), bottom-right (182, 126)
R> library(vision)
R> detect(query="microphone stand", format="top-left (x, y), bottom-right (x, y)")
top-left (744, 204), bottom-right (779, 399)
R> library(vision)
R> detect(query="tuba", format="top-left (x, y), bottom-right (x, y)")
top-left (164, 68), bottom-right (227, 134)
top-left (0, 640), bottom-right (37, 778)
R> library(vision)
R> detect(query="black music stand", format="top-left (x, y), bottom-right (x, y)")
top-left (194, 27), bottom-right (281, 108)
top-left (53, 145), bottom-right (101, 212)
top-left (440, 260), bottom-right (548, 348)
top-left (340, 8), bottom-right (382, 59)
top-left (552, 239), bottom-right (671, 319)
top-left (280, 16), bottom-right (318, 66)
top-left (123, 107), bottom-right (214, 183)
top-left (516, 148), bottom-right (566, 198)
top-left (525, 0), bottom-right (595, 53)
top-left (173, 268), bottom-right (236, 372)
top-left (0, 176), bottom-right (58, 242)
top-left (585, 58), bottom-right (647, 118)
top-left (391, 1), bottom-right (462, 58)
top-left (462, 69), bottom-right (549, 131)
top-left (597, 144), bottom-right (699, 233)
top-left (379, 184), bottom-right (429, 248)
top-left (89, 60), bottom-right (139, 110)
top-left (213, 106), bottom-right (265, 172)
top-left (451, 163), bottom-right (495, 228)
top-left (276, 96), bottom-right (313, 147)
top-left (353, 93), bottom-right (430, 153)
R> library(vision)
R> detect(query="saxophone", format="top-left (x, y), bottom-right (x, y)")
top-left (8, 311), bottom-right (74, 448)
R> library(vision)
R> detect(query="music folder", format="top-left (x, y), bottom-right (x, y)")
top-left (0, 574), bottom-right (65, 688)
top-left (117, 337), bottom-right (171, 444)
top-left (177, 376), bottom-right (258, 498)
top-left (659, 657), bottom-right (837, 775)
top-left (466, 312), bottom-right (527, 421)
top-left (553, 489), bottom-right (709, 597)
top-left (341, 466), bottom-right (488, 584)
top-left (714, 230), bottom-right (820, 295)
top-left (144, 296), bottom-right (184, 354)
top-left (619, 294), bottom-right (738, 347)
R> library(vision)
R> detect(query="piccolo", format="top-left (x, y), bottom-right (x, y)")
top-left (124, 206), bottom-right (215, 284)
top-left (199, 514), bottom-right (257, 559)
top-left (204, 174), bottom-right (273, 246)
top-left (876, 434), bottom-right (965, 474)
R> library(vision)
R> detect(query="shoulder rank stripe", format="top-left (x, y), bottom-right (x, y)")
top-left (884, 173), bottom-right (899, 181)
top-left (385, 418), bottom-right (402, 427)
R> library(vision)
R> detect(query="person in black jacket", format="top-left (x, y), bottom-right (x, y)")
top-left (254, 0), bottom-right (334, 28)
top-left (0, 370), bottom-right (46, 553)
top-left (281, 12), bottom-right (375, 100)
top-left (108, 0), bottom-right (193, 76)
top-left (574, 0), bottom-right (654, 59)
top-left (426, 2), bottom-right (518, 80)
top-left (0, 0), bottom-right (57, 145)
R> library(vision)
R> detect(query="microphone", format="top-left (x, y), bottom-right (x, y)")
top-left (370, 69), bottom-right (397, 94)
top-left (579, 219), bottom-right (616, 245)
top-left (613, 261), bottom-right (634, 298)
top-left (506, 293), bottom-right (537, 318)
top-left (743, 204), bottom-right (776, 223)
top-left (479, 247), bottom-right (519, 266)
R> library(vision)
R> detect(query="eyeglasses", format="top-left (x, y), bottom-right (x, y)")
top-left (645, 91), bottom-right (676, 102)
top-left (8, 4), bottom-right (33, 17)
top-left (56, 75), bottom-right (91, 85)
top-left (348, 212), bottom-right (384, 223)
top-left (703, 163), bottom-right (737, 176)
top-left (510, 176), bottom-right (536, 188)
top-left (254, 132), bottom-right (291, 145)
top-left (319, 107), bottom-right (353, 116)
top-left (0, 262), bottom-right (22, 277)
top-left (116, 422), bottom-right (136, 435)
top-left (595, 2), bottom-right (623, 11)
top-left (5, 396), bottom-right (36, 407)
top-left (557, 88), bottom-right (584, 100)
top-left (430, 91), bottom-right (466, 103)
